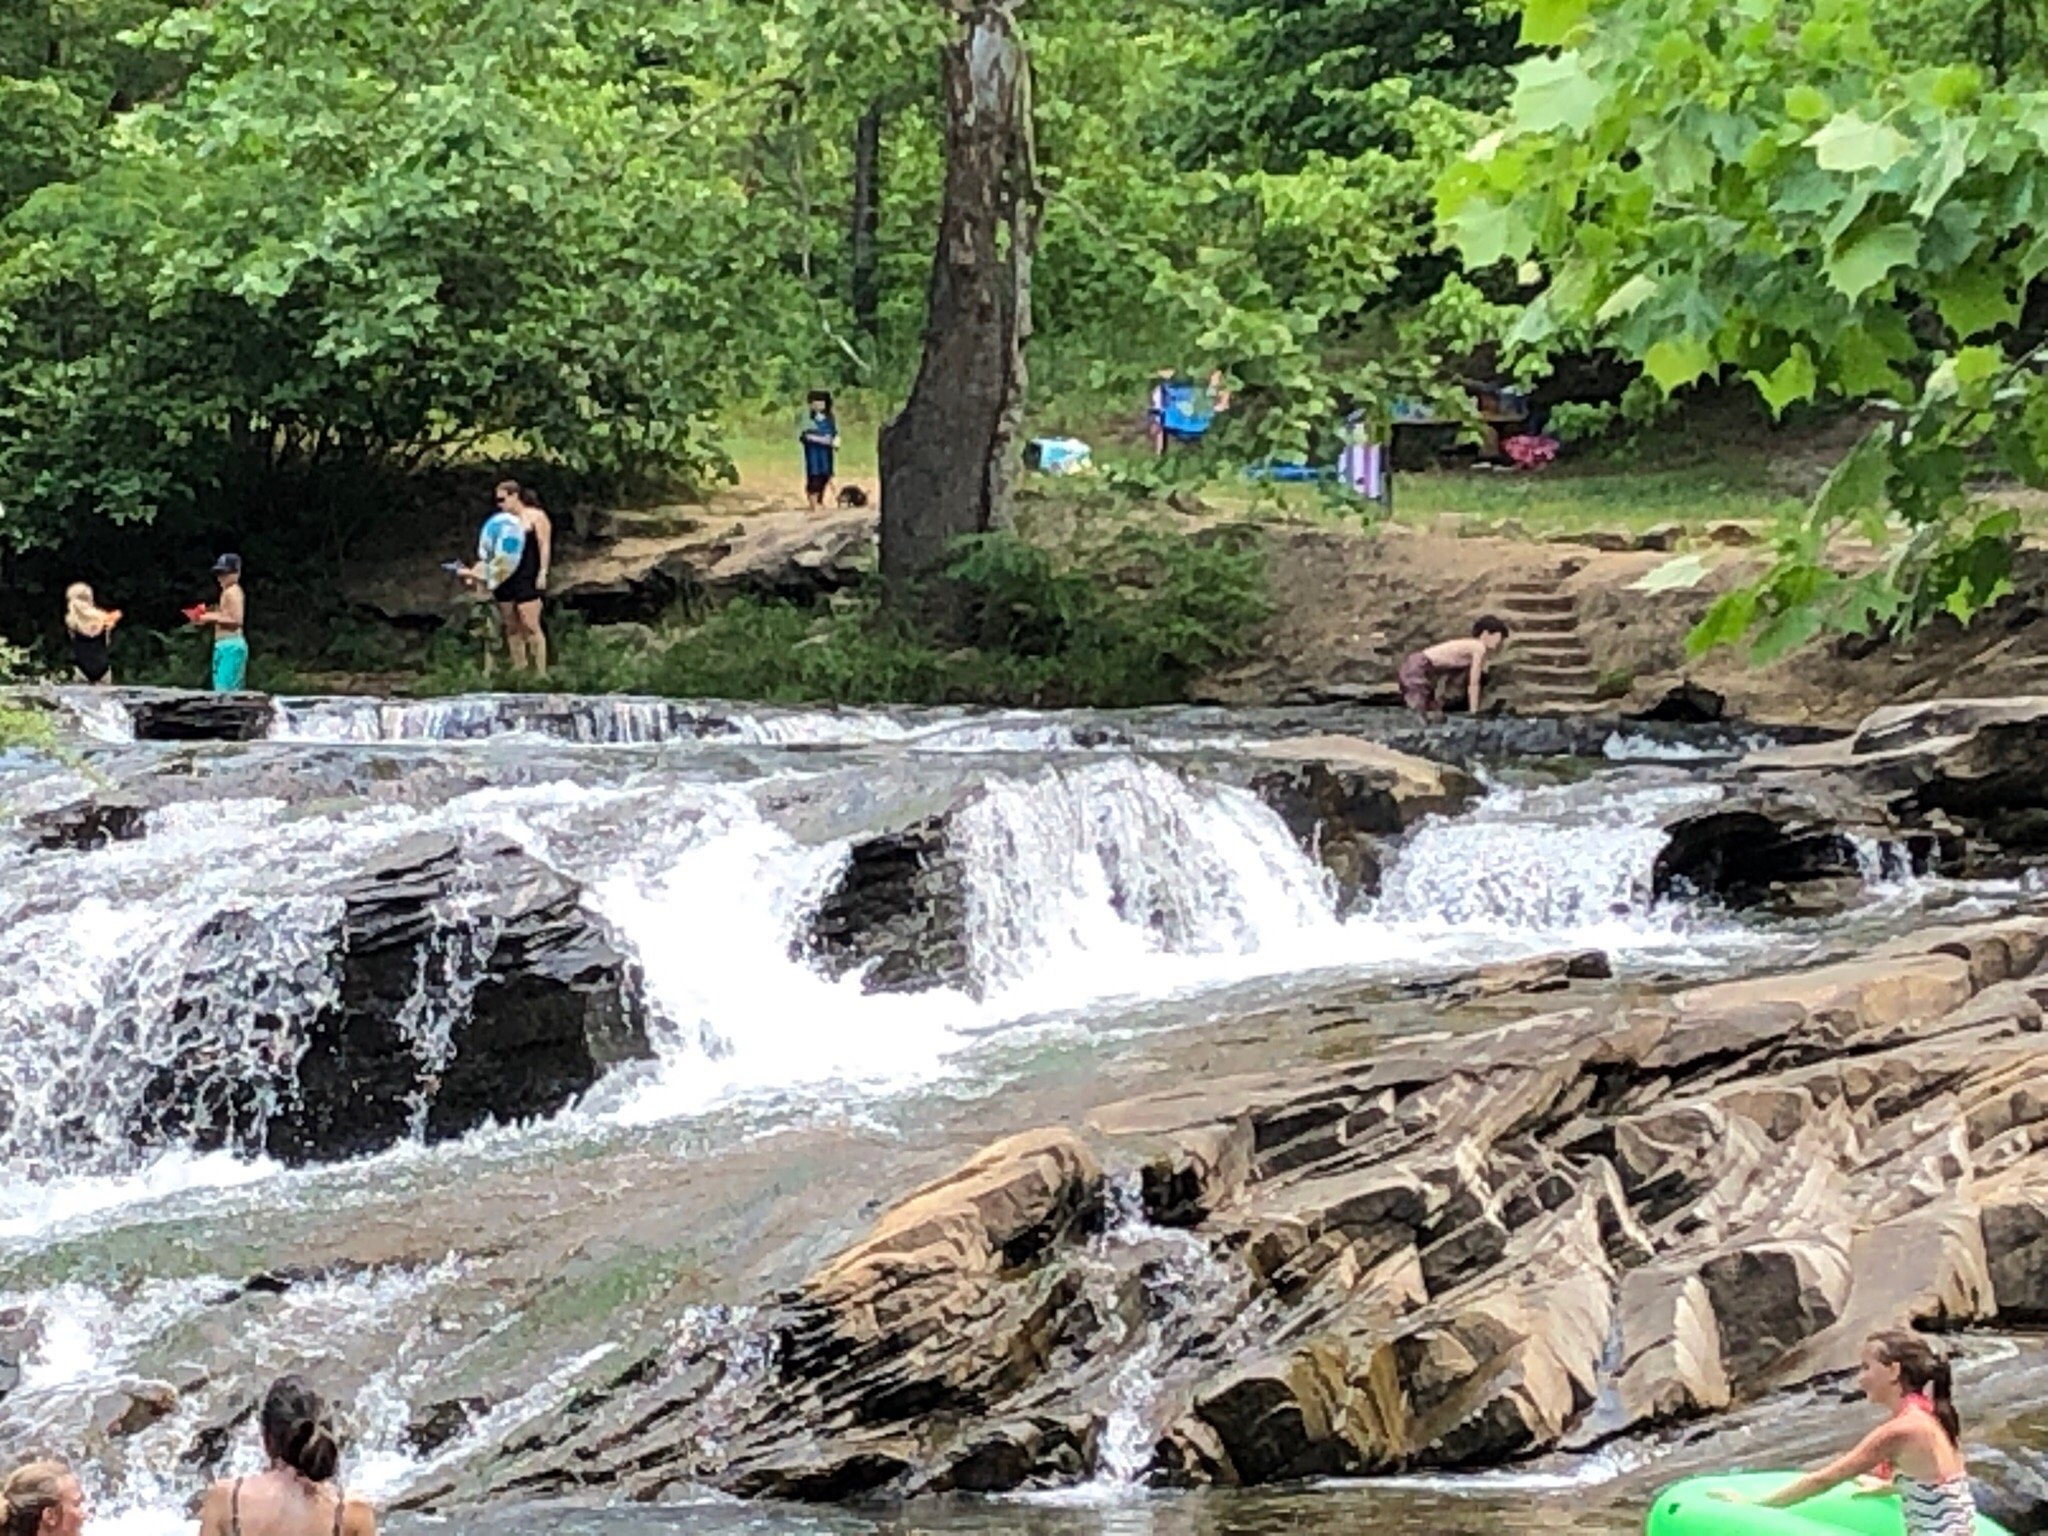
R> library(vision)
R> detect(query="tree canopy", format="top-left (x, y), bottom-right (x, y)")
top-left (5, 0), bottom-right (2048, 659)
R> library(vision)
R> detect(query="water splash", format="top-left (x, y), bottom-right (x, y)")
top-left (51, 689), bottom-right (137, 743)
top-left (956, 759), bottom-right (1337, 1008)
top-left (0, 1262), bottom-right (467, 1536)
top-left (1371, 778), bottom-right (1723, 948)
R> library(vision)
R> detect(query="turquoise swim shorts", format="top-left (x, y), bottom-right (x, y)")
top-left (211, 633), bottom-right (249, 692)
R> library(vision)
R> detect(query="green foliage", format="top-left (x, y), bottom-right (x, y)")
top-left (0, 0), bottom-right (930, 557)
top-left (1176, 0), bottom-right (1520, 168)
top-left (407, 519), bottom-right (1270, 708)
top-left (0, 639), bottom-right (57, 754)
top-left (1438, 0), bottom-right (2048, 656)
top-left (1593, 666), bottom-right (1634, 700)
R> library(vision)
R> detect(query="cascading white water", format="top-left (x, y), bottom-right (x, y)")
top-left (0, 797), bottom-right (347, 1185)
top-left (268, 694), bottom-right (926, 748)
top-left (953, 758), bottom-right (1338, 1007)
top-left (0, 699), bottom-right (2007, 1536)
top-left (52, 690), bottom-right (137, 743)
top-left (1084, 1179), bottom-right (1260, 1489)
top-left (0, 752), bottom-right (1811, 1217)
top-left (0, 1262), bottom-right (474, 1536)
top-left (1371, 778), bottom-right (1726, 946)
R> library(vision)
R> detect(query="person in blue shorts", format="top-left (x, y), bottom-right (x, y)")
top-left (190, 553), bottom-right (249, 691)
top-left (800, 390), bottom-right (839, 510)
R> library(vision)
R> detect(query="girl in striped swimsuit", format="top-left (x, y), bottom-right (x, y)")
top-left (1718, 1329), bottom-right (1977, 1534)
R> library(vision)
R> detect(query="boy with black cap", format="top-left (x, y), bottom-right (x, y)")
top-left (190, 553), bottom-right (249, 691)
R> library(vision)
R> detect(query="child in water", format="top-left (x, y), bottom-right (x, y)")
top-left (1718, 1329), bottom-right (1975, 1535)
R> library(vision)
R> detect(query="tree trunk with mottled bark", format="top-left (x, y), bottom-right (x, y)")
top-left (850, 101), bottom-right (883, 344)
top-left (877, 0), bottom-right (1037, 630)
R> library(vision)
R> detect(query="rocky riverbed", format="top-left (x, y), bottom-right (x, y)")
top-left (8, 687), bottom-right (2048, 1535)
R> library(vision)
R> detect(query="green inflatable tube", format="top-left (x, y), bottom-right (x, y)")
top-left (1647, 1472), bottom-right (2011, 1536)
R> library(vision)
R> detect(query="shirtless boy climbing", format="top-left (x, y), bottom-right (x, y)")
top-left (1397, 615), bottom-right (1510, 718)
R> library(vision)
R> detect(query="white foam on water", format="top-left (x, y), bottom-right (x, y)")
top-left (953, 758), bottom-right (1342, 1013)
top-left (52, 689), bottom-right (137, 742)
top-left (583, 798), bottom-right (981, 1125)
top-left (0, 1262), bottom-right (468, 1536)
top-left (1366, 777), bottom-right (1745, 966)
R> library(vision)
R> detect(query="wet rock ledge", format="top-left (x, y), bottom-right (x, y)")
top-left (800, 737), bottom-right (1477, 993)
top-left (463, 914), bottom-right (2048, 1501)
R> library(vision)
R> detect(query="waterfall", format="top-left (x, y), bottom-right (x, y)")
top-left (51, 688), bottom-right (136, 742)
top-left (1372, 778), bottom-right (1724, 942)
top-left (0, 755), bottom-right (1794, 1208)
top-left (954, 758), bottom-right (1338, 1006)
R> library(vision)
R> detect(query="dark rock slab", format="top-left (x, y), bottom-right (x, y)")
top-left (1652, 796), bottom-right (1866, 912)
top-left (22, 793), bottom-right (148, 850)
top-left (141, 832), bottom-right (650, 1164)
top-left (799, 816), bottom-right (970, 995)
top-left (129, 693), bottom-right (272, 741)
top-left (1629, 680), bottom-right (1725, 724)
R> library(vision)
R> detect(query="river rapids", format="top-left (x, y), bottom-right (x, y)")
top-left (0, 690), bottom-right (2038, 1536)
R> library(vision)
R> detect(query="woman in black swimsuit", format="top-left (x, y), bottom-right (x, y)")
top-left (489, 480), bottom-right (552, 675)
top-left (63, 583), bottom-right (120, 685)
top-left (197, 1377), bottom-right (376, 1536)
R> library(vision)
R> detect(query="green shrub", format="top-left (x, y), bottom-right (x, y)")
top-left (400, 518), bottom-right (1274, 709)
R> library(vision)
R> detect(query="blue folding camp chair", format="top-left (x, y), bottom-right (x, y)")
top-left (1154, 380), bottom-right (1215, 444)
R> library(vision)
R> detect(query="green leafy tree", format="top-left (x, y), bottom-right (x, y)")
top-left (0, 0), bottom-right (895, 559)
top-left (1178, 0), bottom-right (1519, 169)
top-left (1437, 0), bottom-right (2048, 658)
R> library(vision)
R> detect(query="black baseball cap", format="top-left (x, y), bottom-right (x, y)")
top-left (212, 552), bottom-right (242, 574)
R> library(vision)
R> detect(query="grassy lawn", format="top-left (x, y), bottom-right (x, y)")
top-left (718, 393), bottom-right (1809, 537)
top-left (1387, 460), bottom-right (1799, 532)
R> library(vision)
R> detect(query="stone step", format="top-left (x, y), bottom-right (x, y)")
top-left (1512, 665), bottom-right (1600, 687)
top-left (1516, 689), bottom-right (1603, 707)
top-left (1500, 593), bottom-right (1577, 616)
top-left (1516, 641), bottom-right (1594, 666)
top-left (1501, 612), bottom-right (1578, 636)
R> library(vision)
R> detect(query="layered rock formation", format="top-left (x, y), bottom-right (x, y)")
top-left (128, 692), bottom-right (273, 741)
top-left (1237, 736), bottom-right (1479, 912)
top-left (1648, 695), bottom-right (2048, 910)
top-left (141, 833), bottom-right (651, 1163)
top-left (455, 913), bottom-right (2048, 1503)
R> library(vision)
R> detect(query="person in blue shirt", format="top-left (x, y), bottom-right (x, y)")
top-left (800, 390), bottom-right (839, 510)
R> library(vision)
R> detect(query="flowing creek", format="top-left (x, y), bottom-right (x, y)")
top-left (1, 690), bottom-right (2039, 1536)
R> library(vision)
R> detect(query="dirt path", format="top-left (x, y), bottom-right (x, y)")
top-left (1213, 521), bottom-right (2048, 727)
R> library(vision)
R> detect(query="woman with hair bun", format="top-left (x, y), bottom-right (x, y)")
top-left (199, 1377), bottom-right (376, 1536)
top-left (1716, 1329), bottom-right (1977, 1534)
top-left (1, 1460), bottom-right (85, 1536)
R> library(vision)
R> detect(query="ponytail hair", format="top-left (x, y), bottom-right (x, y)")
top-left (2, 1461), bottom-right (73, 1536)
top-left (260, 1375), bottom-right (341, 1484)
top-left (1869, 1329), bottom-right (1962, 1445)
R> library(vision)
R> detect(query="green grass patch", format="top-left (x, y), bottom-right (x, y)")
top-left (1389, 462), bottom-right (1798, 533)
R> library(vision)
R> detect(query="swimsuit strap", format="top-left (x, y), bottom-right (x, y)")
top-left (1876, 1390), bottom-right (1936, 1475)
top-left (332, 1489), bottom-right (346, 1536)
top-left (230, 1479), bottom-right (243, 1536)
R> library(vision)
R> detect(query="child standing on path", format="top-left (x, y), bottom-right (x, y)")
top-left (800, 390), bottom-right (839, 510)
top-left (191, 552), bottom-right (249, 691)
